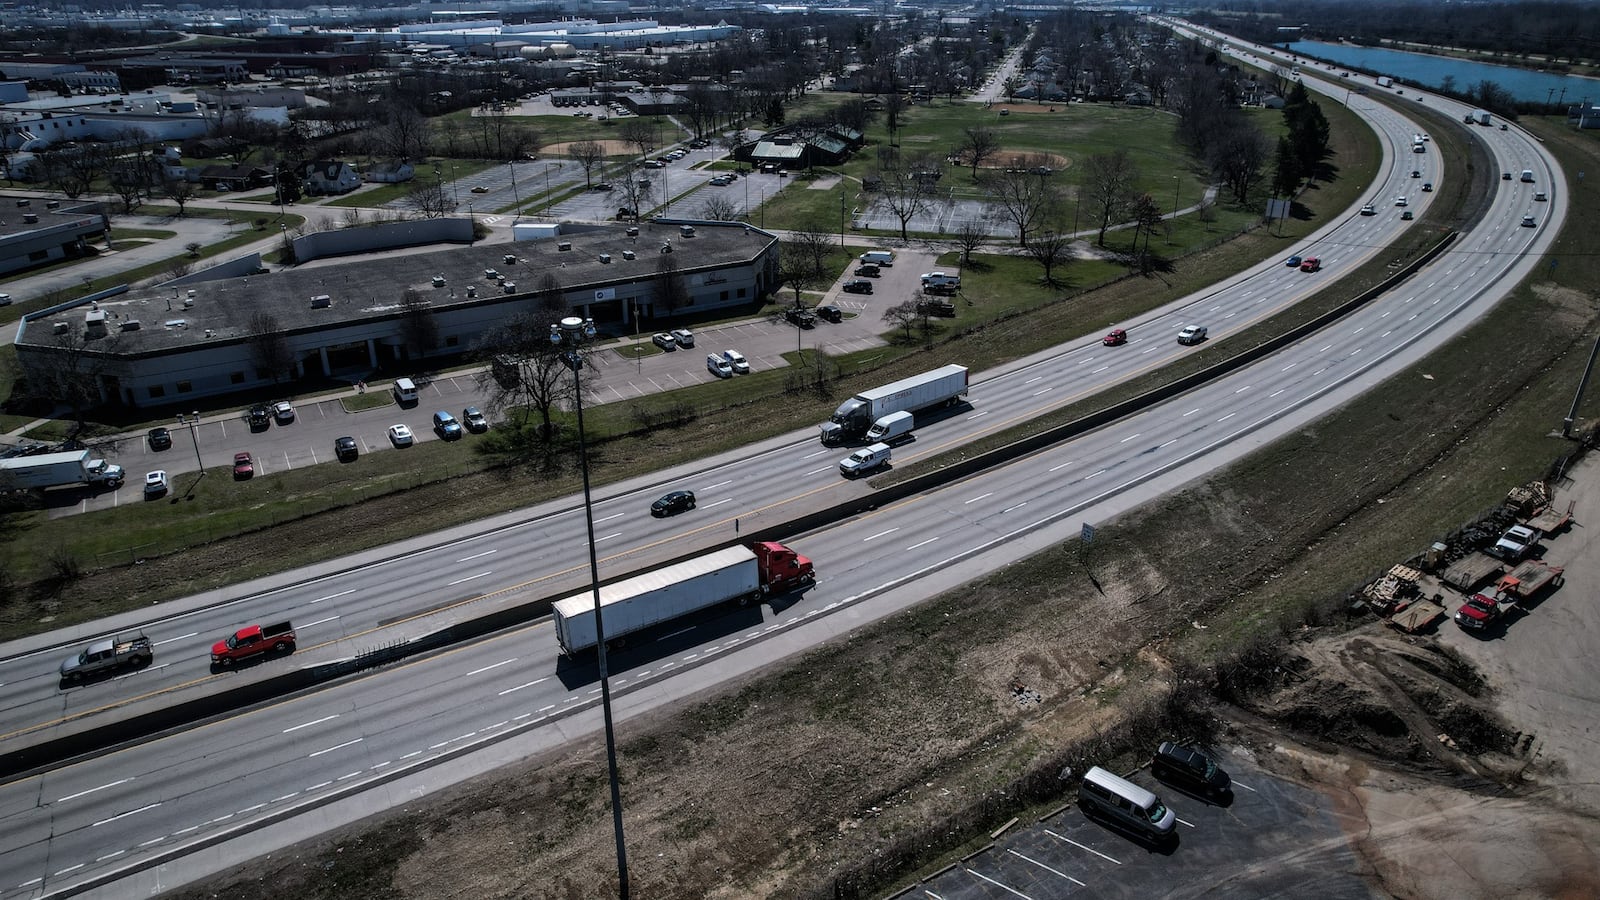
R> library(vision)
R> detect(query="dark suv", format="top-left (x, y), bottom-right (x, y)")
top-left (784, 307), bottom-right (817, 327)
top-left (1151, 742), bottom-right (1231, 798)
top-left (247, 405), bottom-right (271, 430)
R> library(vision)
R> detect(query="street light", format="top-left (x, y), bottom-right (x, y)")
top-left (549, 316), bottom-right (630, 900)
top-left (1168, 176), bottom-right (1180, 245)
top-left (176, 411), bottom-right (204, 481)
top-left (839, 192), bottom-right (847, 246)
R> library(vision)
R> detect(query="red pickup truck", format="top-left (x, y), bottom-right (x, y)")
top-left (211, 621), bottom-right (296, 666)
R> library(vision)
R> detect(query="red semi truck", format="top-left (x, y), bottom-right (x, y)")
top-left (211, 621), bottom-right (297, 666)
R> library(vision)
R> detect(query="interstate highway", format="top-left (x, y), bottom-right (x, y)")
top-left (0, 47), bottom-right (1567, 897)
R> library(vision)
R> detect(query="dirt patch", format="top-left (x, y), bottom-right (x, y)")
top-left (543, 139), bottom-right (635, 157)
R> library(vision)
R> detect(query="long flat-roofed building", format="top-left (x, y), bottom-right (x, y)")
top-left (14, 221), bottom-right (779, 409)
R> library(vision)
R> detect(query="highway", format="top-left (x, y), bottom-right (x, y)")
top-left (0, 33), bottom-right (1566, 898)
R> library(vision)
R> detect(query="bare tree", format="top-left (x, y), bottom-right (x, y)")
top-left (785, 225), bottom-right (834, 284)
top-left (1023, 228), bottom-right (1073, 286)
top-left (878, 165), bottom-right (934, 242)
top-left (399, 288), bottom-right (439, 358)
top-left (654, 250), bottom-right (689, 313)
top-left (617, 176), bottom-right (649, 222)
top-left (959, 125), bottom-right (1001, 178)
top-left (161, 178), bottom-right (196, 215)
top-left (951, 213), bottom-right (995, 267)
top-left (1209, 125), bottom-right (1270, 205)
top-left (568, 140), bottom-right (606, 188)
top-left (702, 193), bottom-right (743, 222)
top-left (248, 312), bottom-right (294, 384)
top-left (619, 118), bottom-right (657, 163)
top-left (1083, 149), bottom-right (1139, 246)
top-left (402, 180), bottom-right (456, 218)
top-left (984, 159), bottom-right (1060, 249)
top-left (882, 300), bottom-right (922, 342)
top-left (30, 319), bottom-right (118, 430)
top-left (376, 102), bottom-right (431, 161)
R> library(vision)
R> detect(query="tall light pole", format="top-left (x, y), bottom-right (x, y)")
top-left (839, 192), bottom-right (846, 246)
top-left (544, 163), bottom-right (555, 216)
top-left (550, 316), bottom-right (630, 900)
top-left (176, 411), bottom-right (204, 481)
top-left (1168, 175), bottom-right (1180, 245)
top-left (509, 160), bottom-right (520, 210)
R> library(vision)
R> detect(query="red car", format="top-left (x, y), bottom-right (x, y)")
top-left (233, 452), bottom-right (255, 479)
top-left (1103, 328), bottom-right (1128, 346)
top-left (1299, 257), bottom-right (1321, 273)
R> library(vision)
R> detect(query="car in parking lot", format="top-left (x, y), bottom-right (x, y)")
top-left (706, 354), bottom-right (734, 378)
top-left (334, 436), bottom-right (359, 461)
top-left (722, 349), bottom-right (750, 374)
top-left (144, 470), bottom-right (169, 498)
top-left (617, 207), bottom-right (637, 219)
top-left (841, 279), bottom-right (873, 295)
top-left (853, 264), bottom-right (880, 277)
top-left (388, 424), bottom-right (414, 447)
top-left (1285, 255), bottom-right (1302, 268)
top-left (651, 489), bottom-right (696, 516)
top-left (272, 400), bottom-right (295, 424)
top-left (708, 175), bottom-right (732, 186)
top-left (471, 185), bottom-right (489, 193)
top-left (917, 296), bottom-right (956, 317)
top-left (232, 452), bottom-right (254, 479)
top-left (147, 427), bottom-right (172, 451)
top-left (1177, 324), bottom-right (1208, 345)
top-left (784, 306), bottom-right (817, 327)
top-left (1151, 741), bottom-right (1232, 799)
top-left (1103, 328), bottom-right (1128, 346)
top-left (652, 332), bottom-right (676, 350)
top-left (432, 411), bottom-right (463, 439)
top-left (816, 304), bottom-right (843, 323)
top-left (462, 407), bottom-right (489, 433)
top-left (247, 404), bottom-right (271, 429)
top-left (671, 328), bottom-right (695, 348)
top-left (642, 159), bottom-right (666, 169)
top-left (592, 182), bottom-right (613, 192)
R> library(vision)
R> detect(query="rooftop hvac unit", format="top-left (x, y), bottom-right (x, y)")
top-left (598, 253), bottom-right (611, 264)
top-left (310, 294), bottom-right (331, 308)
top-left (121, 320), bottom-right (141, 331)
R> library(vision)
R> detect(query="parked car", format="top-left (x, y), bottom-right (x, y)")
top-left (841, 279), bottom-right (874, 295)
top-left (784, 307), bottom-right (817, 327)
top-left (671, 328), bottom-right (695, 348)
top-left (462, 407), bottom-right (489, 433)
top-left (722, 349), bottom-right (750, 374)
top-left (707, 354), bottom-right (734, 378)
top-left (816, 304), bottom-right (843, 323)
top-left (1103, 328), bottom-right (1128, 346)
top-left (1177, 325), bottom-right (1208, 345)
top-left (272, 400), bottom-right (295, 424)
top-left (1151, 742), bottom-right (1232, 798)
top-left (144, 470), bottom-right (169, 498)
top-left (433, 411), bottom-right (463, 439)
top-left (232, 452), bottom-right (254, 479)
top-left (853, 264), bottom-right (881, 277)
top-left (592, 182), bottom-right (613, 192)
top-left (388, 424), bottom-right (414, 447)
top-left (247, 404), bottom-right (271, 429)
top-left (652, 332), bottom-right (677, 350)
top-left (651, 489), bottom-right (696, 516)
top-left (334, 436), bottom-right (359, 461)
top-left (147, 427), bottom-right (172, 451)
top-left (917, 297), bottom-right (957, 317)
top-left (471, 185), bottom-right (489, 193)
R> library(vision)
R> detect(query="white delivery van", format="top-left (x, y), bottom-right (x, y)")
top-left (1521, 169), bottom-right (1535, 183)
top-left (859, 250), bottom-right (895, 267)
top-left (392, 377), bottom-right (419, 405)
top-left (839, 443), bottom-right (891, 477)
top-left (866, 411), bottom-right (914, 443)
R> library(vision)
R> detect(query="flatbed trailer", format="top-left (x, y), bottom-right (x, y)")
top-left (1389, 598), bottom-right (1447, 633)
top-left (1494, 559), bottom-right (1565, 609)
top-left (1441, 552), bottom-right (1505, 592)
top-left (1523, 501), bottom-right (1575, 535)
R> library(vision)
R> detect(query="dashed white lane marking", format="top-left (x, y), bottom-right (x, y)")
top-left (703, 498), bottom-right (734, 508)
top-left (804, 466), bottom-right (833, 475)
top-left (596, 532), bottom-right (623, 542)
top-left (272, 792), bottom-right (299, 803)
top-left (153, 632), bottom-right (198, 645)
top-left (310, 590), bottom-right (354, 604)
top-left (1007, 848), bottom-right (1086, 886)
top-left (302, 615), bottom-right (340, 628)
top-left (239, 803), bottom-right (266, 814)
top-left (863, 528), bottom-right (899, 542)
top-left (703, 479), bottom-right (732, 489)
top-left (447, 572), bottom-right (491, 586)
top-left (965, 492), bottom-right (993, 504)
top-left (53, 863), bottom-right (85, 876)
top-left (137, 837), bottom-right (164, 847)
top-left (91, 803), bottom-right (160, 827)
top-left (499, 677), bottom-right (549, 695)
top-left (307, 781), bottom-right (332, 791)
top-left (283, 714), bottom-right (339, 733)
top-left (466, 658), bottom-right (517, 677)
top-left (1118, 432), bottom-right (1141, 444)
top-left (336, 771), bottom-right (362, 781)
top-left (173, 825), bottom-right (200, 836)
top-left (57, 778), bottom-right (131, 803)
top-left (458, 549), bottom-right (497, 562)
top-left (1002, 501), bottom-right (1028, 513)
top-left (907, 537), bottom-right (940, 550)
top-left (399, 751), bottom-right (422, 760)
top-left (309, 737), bottom-right (363, 757)
top-left (594, 512), bottom-right (625, 524)
top-left (95, 851), bottom-right (125, 863)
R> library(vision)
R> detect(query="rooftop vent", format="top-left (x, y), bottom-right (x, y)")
top-left (162, 319), bottom-right (184, 329)
top-left (21, 213), bottom-right (37, 224)
top-left (53, 321), bottom-right (69, 334)
top-left (622, 249), bottom-right (636, 260)
top-left (121, 319), bottom-right (142, 331)
top-left (557, 241), bottom-right (572, 251)
top-left (310, 294), bottom-right (331, 308)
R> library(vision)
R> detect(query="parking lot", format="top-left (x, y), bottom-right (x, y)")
top-left (905, 749), bottom-right (1374, 899)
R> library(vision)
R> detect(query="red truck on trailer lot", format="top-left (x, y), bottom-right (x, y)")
top-left (211, 621), bottom-right (297, 666)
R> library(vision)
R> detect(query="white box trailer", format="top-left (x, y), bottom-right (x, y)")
top-left (0, 449), bottom-right (124, 489)
top-left (553, 546), bottom-right (762, 654)
top-left (1376, 76), bottom-right (1394, 88)
top-left (820, 364), bottom-right (969, 444)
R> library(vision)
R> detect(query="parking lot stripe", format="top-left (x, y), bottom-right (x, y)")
top-left (1006, 848), bottom-right (1086, 886)
top-left (1176, 816), bottom-right (1196, 827)
top-left (1231, 779), bottom-right (1258, 793)
top-left (1044, 829), bottom-right (1121, 864)
top-left (964, 867), bottom-right (1032, 898)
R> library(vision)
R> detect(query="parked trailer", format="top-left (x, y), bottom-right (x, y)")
top-left (1524, 500), bottom-right (1575, 534)
top-left (820, 365), bottom-right (969, 444)
top-left (1493, 559), bottom-right (1565, 611)
top-left (1440, 551), bottom-right (1505, 592)
top-left (1376, 76), bottom-right (1394, 88)
top-left (0, 449), bottom-right (124, 489)
top-left (1390, 597), bottom-right (1447, 633)
top-left (553, 541), bottom-right (814, 655)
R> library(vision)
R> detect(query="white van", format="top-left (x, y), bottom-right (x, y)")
top-left (1077, 766), bottom-right (1175, 841)
top-left (859, 250), bottom-right (895, 267)
top-left (1521, 169), bottom-right (1535, 183)
top-left (706, 354), bottom-right (733, 378)
top-left (866, 411), bottom-right (914, 443)
top-left (839, 442), bottom-right (891, 477)
top-left (392, 377), bottom-right (419, 405)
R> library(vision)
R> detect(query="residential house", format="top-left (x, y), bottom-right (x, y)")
top-left (300, 159), bottom-right (361, 195)
top-left (363, 160), bottom-right (415, 184)
top-left (199, 164), bottom-right (271, 191)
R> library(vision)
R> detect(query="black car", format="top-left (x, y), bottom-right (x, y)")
top-left (147, 427), bottom-right (172, 451)
top-left (816, 304), bottom-right (843, 323)
top-left (784, 307), bottom-right (817, 327)
top-left (1151, 742), bottom-right (1231, 798)
top-left (841, 279), bottom-right (874, 295)
top-left (917, 297), bottom-right (957, 318)
top-left (651, 489), bottom-right (696, 516)
top-left (247, 405), bottom-right (271, 429)
top-left (334, 436), bottom-right (359, 462)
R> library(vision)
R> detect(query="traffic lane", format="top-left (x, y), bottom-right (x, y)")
top-left (920, 753), bottom-right (1372, 900)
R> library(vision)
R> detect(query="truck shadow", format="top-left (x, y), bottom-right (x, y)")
top-left (553, 597), bottom-right (790, 688)
top-left (208, 648), bottom-right (295, 675)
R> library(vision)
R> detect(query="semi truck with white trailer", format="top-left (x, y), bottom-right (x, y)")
top-left (819, 365), bottom-right (969, 444)
top-left (0, 449), bottom-right (124, 490)
top-left (553, 541), bottom-right (815, 655)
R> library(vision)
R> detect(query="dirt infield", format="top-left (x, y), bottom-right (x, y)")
top-left (543, 139), bottom-right (635, 157)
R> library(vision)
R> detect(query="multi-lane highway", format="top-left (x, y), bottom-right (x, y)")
top-left (0, 33), bottom-right (1565, 898)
